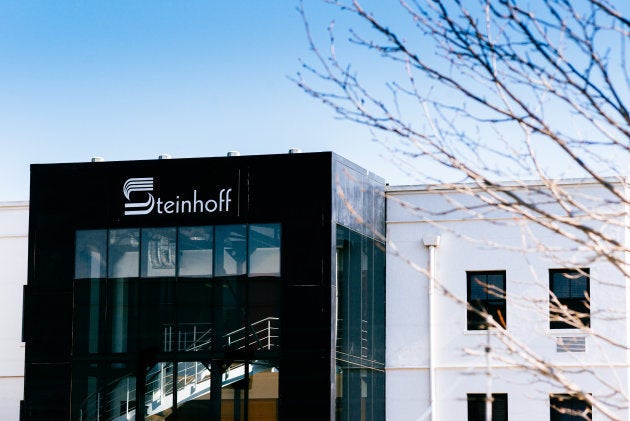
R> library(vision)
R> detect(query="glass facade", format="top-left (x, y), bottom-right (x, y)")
top-left (334, 226), bottom-right (385, 420)
top-left (72, 224), bottom-right (281, 420)
top-left (24, 152), bottom-right (386, 420)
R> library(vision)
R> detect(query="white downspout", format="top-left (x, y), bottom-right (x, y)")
top-left (423, 234), bottom-right (441, 421)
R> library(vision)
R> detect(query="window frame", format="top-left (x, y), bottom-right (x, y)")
top-left (549, 268), bottom-right (590, 330)
top-left (467, 393), bottom-right (508, 421)
top-left (550, 393), bottom-right (592, 420)
top-left (75, 223), bottom-right (282, 280)
top-left (466, 270), bottom-right (507, 330)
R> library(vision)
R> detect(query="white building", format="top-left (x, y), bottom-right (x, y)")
top-left (0, 202), bottom-right (28, 421)
top-left (386, 179), bottom-right (628, 420)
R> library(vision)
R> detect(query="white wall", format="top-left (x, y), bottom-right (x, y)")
top-left (386, 182), bottom-right (629, 420)
top-left (0, 202), bottom-right (28, 420)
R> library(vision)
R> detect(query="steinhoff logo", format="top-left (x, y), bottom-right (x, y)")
top-left (123, 177), bottom-right (232, 216)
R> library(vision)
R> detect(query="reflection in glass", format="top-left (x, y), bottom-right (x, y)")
top-left (221, 279), bottom-right (247, 351)
top-left (71, 223), bottom-right (283, 419)
top-left (248, 279), bottom-right (280, 351)
top-left (247, 361), bottom-right (279, 420)
top-left (177, 279), bottom-right (214, 353)
top-left (176, 361), bottom-right (212, 417)
top-left (144, 362), bottom-right (174, 420)
top-left (71, 363), bottom-right (136, 421)
top-left (109, 279), bottom-right (129, 354)
top-left (248, 224), bottom-right (281, 277)
top-left (221, 361), bottom-right (247, 421)
top-left (335, 225), bottom-right (385, 421)
top-left (220, 361), bottom-right (279, 421)
top-left (142, 227), bottom-right (177, 277)
top-left (108, 229), bottom-right (140, 278)
top-left (135, 279), bottom-right (175, 353)
top-left (178, 226), bottom-right (213, 277)
top-left (215, 225), bottom-right (247, 276)
top-left (73, 278), bottom-right (103, 354)
top-left (75, 230), bottom-right (107, 279)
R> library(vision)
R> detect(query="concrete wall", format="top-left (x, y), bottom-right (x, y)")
top-left (0, 202), bottom-right (28, 420)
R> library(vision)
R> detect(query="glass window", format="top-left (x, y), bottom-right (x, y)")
top-left (75, 230), bottom-right (107, 279)
top-left (215, 225), bottom-right (247, 276)
top-left (176, 361), bottom-right (212, 414)
top-left (550, 269), bottom-right (590, 329)
top-left (71, 362), bottom-right (136, 421)
top-left (220, 278), bottom-right (247, 350)
top-left (108, 229), bottom-right (140, 278)
top-left (72, 278), bottom-right (103, 354)
top-left (176, 279), bottom-right (214, 352)
top-left (467, 271), bottom-right (506, 330)
top-left (335, 225), bottom-right (386, 421)
top-left (141, 227), bottom-right (177, 277)
top-left (144, 362), bottom-right (174, 416)
top-left (248, 224), bottom-right (281, 277)
top-left (467, 393), bottom-right (508, 421)
top-left (108, 278), bottom-right (131, 353)
top-left (178, 226), bottom-right (213, 277)
top-left (248, 278), bottom-right (280, 351)
top-left (550, 394), bottom-right (591, 420)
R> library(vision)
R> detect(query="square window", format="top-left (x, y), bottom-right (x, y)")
top-left (467, 271), bottom-right (506, 330)
top-left (467, 393), bottom-right (508, 421)
top-left (550, 269), bottom-right (590, 329)
top-left (550, 394), bottom-right (591, 420)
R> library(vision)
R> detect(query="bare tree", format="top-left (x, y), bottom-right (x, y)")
top-left (296, 1), bottom-right (629, 419)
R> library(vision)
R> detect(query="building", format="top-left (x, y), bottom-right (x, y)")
top-left (21, 152), bottom-right (385, 420)
top-left (0, 201), bottom-right (28, 421)
top-left (386, 180), bottom-right (628, 420)
top-left (2, 151), bottom-right (626, 420)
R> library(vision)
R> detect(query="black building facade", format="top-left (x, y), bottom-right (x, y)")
top-left (23, 152), bottom-right (385, 421)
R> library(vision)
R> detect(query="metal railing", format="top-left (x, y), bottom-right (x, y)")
top-left (78, 316), bottom-right (280, 421)
top-left (78, 375), bottom-right (136, 421)
top-left (225, 317), bottom-right (280, 351)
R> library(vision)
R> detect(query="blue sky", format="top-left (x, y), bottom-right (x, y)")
top-left (0, 0), bottom-right (410, 201)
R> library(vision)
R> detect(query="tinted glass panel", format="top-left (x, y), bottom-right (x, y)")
top-left (145, 362), bottom-right (174, 419)
top-left (71, 362), bottom-right (136, 421)
top-left (141, 227), bottom-right (177, 277)
top-left (248, 278), bottom-right (280, 351)
top-left (73, 279), bottom-right (104, 354)
top-left (176, 361), bottom-right (212, 415)
top-left (133, 278), bottom-right (175, 353)
top-left (248, 361), bottom-right (279, 420)
top-left (70, 223), bottom-right (283, 419)
top-left (176, 279), bottom-right (214, 352)
top-left (108, 229), bottom-right (140, 278)
top-left (248, 224), bottom-right (281, 277)
top-left (75, 230), bottom-right (107, 279)
top-left (108, 279), bottom-right (130, 353)
top-left (178, 226), bottom-right (213, 277)
top-left (215, 225), bottom-right (247, 276)
top-left (335, 225), bottom-right (386, 421)
top-left (221, 278), bottom-right (247, 350)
